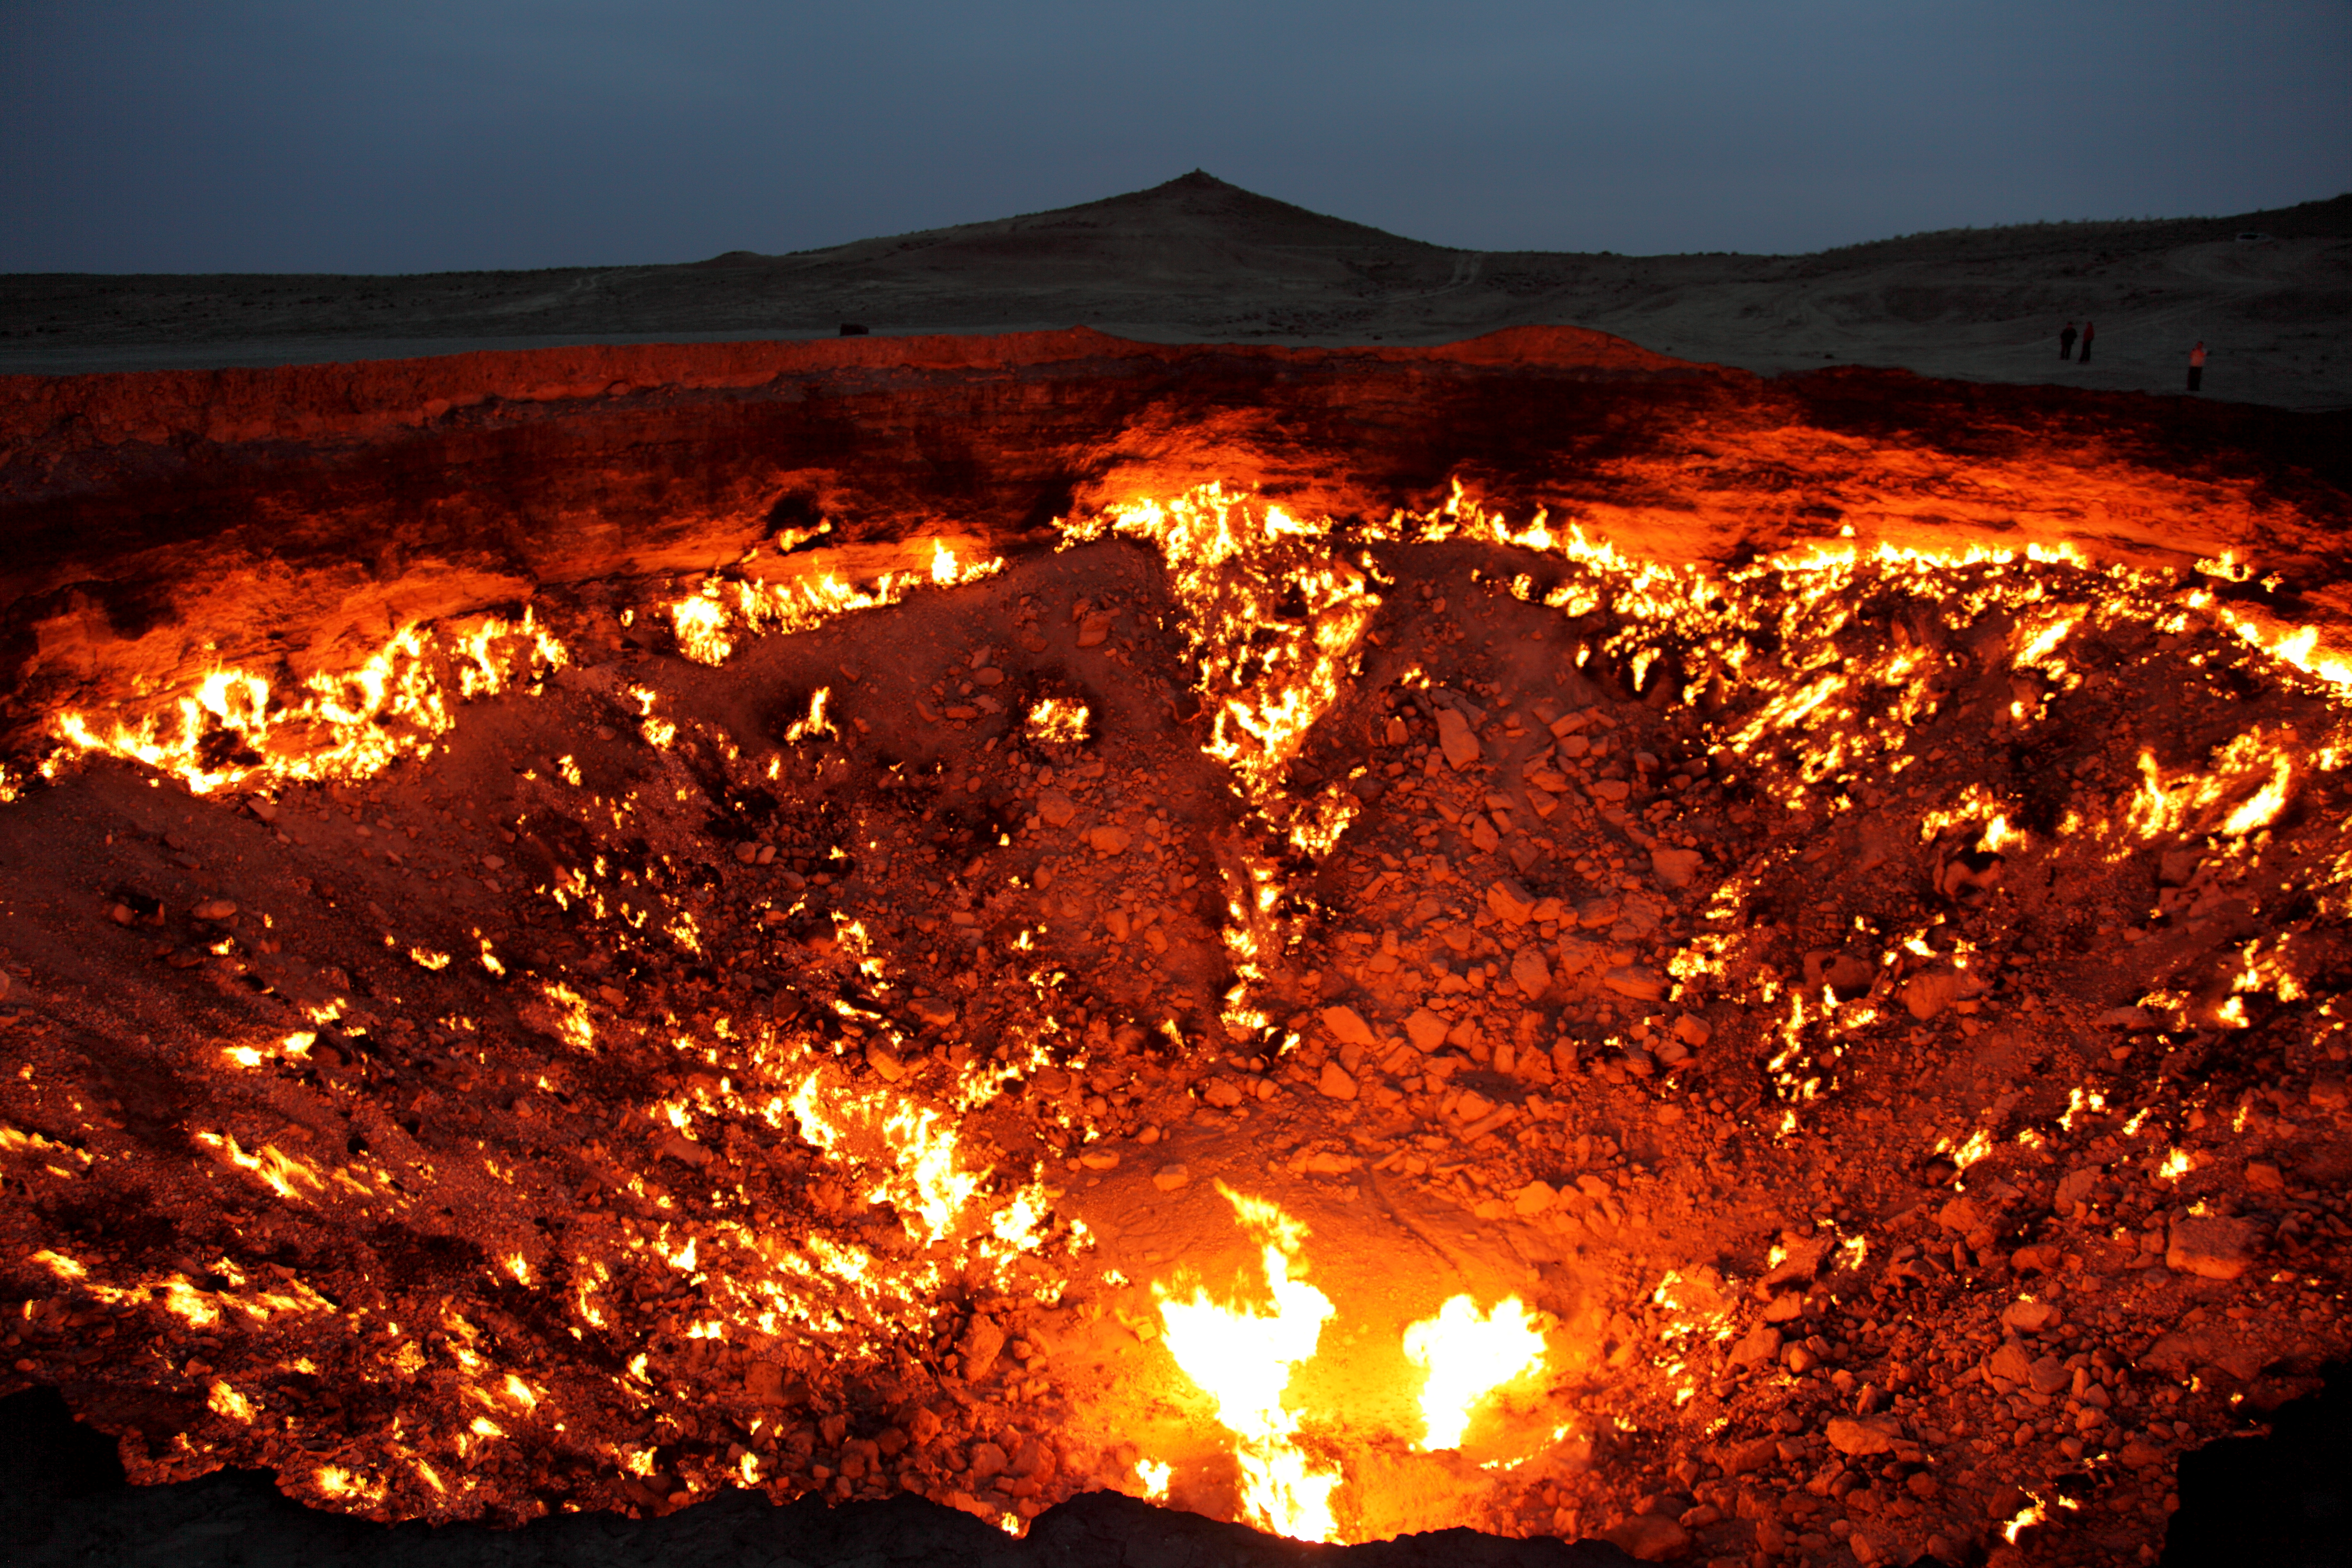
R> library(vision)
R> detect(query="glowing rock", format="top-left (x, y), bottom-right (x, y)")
top-left (1826, 1413), bottom-right (1904, 1456)
top-left (1315, 1062), bottom-right (1357, 1101)
top-left (2000, 1300), bottom-right (2061, 1333)
top-left (1435, 708), bottom-right (1481, 771)
top-left (1320, 1006), bottom-right (1375, 1047)
top-left (1509, 946), bottom-right (1551, 999)
top-left (1484, 878), bottom-right (1537, 924)
top-left (1603, 965), bottom-right (1664, 1001)
top-left (1405, 1009), bottom-right (1449, 1052)
top-left (2166, 1215), bottom-right (2260, 1280)
top-left (1649, 846), bottom-right (1703, 888)
top-left (1037, 789), bottom-right (1075, 828)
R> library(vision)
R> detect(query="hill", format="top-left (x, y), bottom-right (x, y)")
top-left (3, 173), bottom-right (2347, 407)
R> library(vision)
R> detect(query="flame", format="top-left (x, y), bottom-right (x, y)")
top-left (662, 544), bottom-right (1003, 668)
top-left (1154, 1183), bottom-right (1339, 1542)
top-left (785, 688), bottom-right (836, 744)
top-left (196, 1131), bottom-right (328, 1203)
top-left (1133, 1458), bottom-right (1172, 1501)
top-left (1024, 697), bottom-right (1090, 747)
top-left (207, 1380), bottom-right (258, 1424)
top-left (1401, 1294), bottom-right (1547, 1451)
top-left (2220, 755), bottom-right (2291, 835)
top-left (46, 611), bottom-right (566, 797)
top-left (1079, 484), bottom-right (1380, 854)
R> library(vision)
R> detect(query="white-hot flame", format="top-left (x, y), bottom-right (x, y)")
top-left (1401, 1294), bottom-right (1547, 1450)
top-left (1153, 1184), bottom-right (1339, 1541)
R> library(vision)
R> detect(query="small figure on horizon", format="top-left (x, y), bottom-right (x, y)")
top-left (2188, 342), bottom-right (2206, 392)
top-left (2078, 320), bottom-right (2095, 363)
top-left (2059, 321), bottom-right (2078, 360)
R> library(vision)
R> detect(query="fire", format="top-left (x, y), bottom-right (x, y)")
top-left (1400, 1294), bottom-right (1547, 1451)
top-left (1153, 1184), bottom-right (1340, 1541)
top-left (9, 451), bottom-right (2348, 1559)
top-left (1077, 484), bottom-right (1381, 854)
top-left (45, 610), bottom-right (567, 797)
top-left (1024, 696), bottom-right (1090, 747)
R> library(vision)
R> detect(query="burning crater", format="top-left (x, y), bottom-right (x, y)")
top-left (3, 328), bottom-right (2351, 1564)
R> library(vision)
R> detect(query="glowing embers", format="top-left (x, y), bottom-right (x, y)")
top-left (1072, 483), bottom-right (1380, 856)
top-left (45, 609), bottom-right (568, 797)
top-left (2126, 727), bottom-right (2299, 842)
top-left (665, 539), bottom-right (1004, 666)
top-left (786, 1064), bottom-right (1050, 1261)
top-left (1153, 1183), bottom-right (1340, 1541)
top-left (1024, 696), bottom-right (1091, 748)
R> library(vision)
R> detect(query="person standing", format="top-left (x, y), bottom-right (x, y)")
top-left (2059, 322), bottom-right (2078, 360)
top-left (2188, 342), bottom-right (2206, 392)
top-left (2079, 320), bottom-right (2094, 363)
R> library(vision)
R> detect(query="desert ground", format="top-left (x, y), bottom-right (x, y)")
top-left (2, 172), bottom-right (2346, 410)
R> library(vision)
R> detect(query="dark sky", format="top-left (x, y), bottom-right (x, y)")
top-left (4, 0), bottom-right (2347, 274)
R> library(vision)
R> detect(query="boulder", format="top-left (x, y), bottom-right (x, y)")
top-left (1649, 846), bottom-right (1703, 888)
top-left (1435, 708), bottom-right (1482, 770)
top-left (1485, 878), bottom-right (1537, 924)
top-left (1509, 945), bottom-right (1552, 999)
top-left (1599, 1514), bottom-right (1689, 1562)
top-left (1405, 1009), bottom-right (1449, 1052)
top-left (1826, 1414), bottom-right (1904, 1457)
top-left (2168, 1215), bottom-right (2261, 1280)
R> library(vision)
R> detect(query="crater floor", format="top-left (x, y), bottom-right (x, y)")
top-left (2, 489), bottom-right (2349, 1567)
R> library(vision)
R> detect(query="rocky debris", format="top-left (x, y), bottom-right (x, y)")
top-left (5, 446), bottom-right (2351, 1568)
top-left (1647, 847), bottom-right (1701, 889)
top-left (1485, 878), bottom-right (1537, 924)
top-left (1596, 1512), bottom-right (1688, 1560)
top-left (1435, 708), bottom-right (1482, 771)
top-left (1998, 1300), bottom-right (2061, 1333)
top-left (0, 1409), bottom-right (1653, 1568)
top-left (1508, 946), bottom-right (1551, 1000)
top-left (1825, 1414), bottom-right (1903, 1457)
top-left (1317, 1062), bottom-right (1359, 1101)
top-left (2167, 1215), bottom-right (2263, 1280)
top-left (958, 1315), bottom-right (1005, 1378)
top-left (1901, 968), bottom-right (1985, 1020)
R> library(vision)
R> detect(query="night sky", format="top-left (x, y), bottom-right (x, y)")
top-left (4, 0), bottom-right (2347, 274)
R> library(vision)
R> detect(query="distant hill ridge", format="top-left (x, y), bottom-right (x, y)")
top-left (4, 173), bottom-right (2347, 409)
